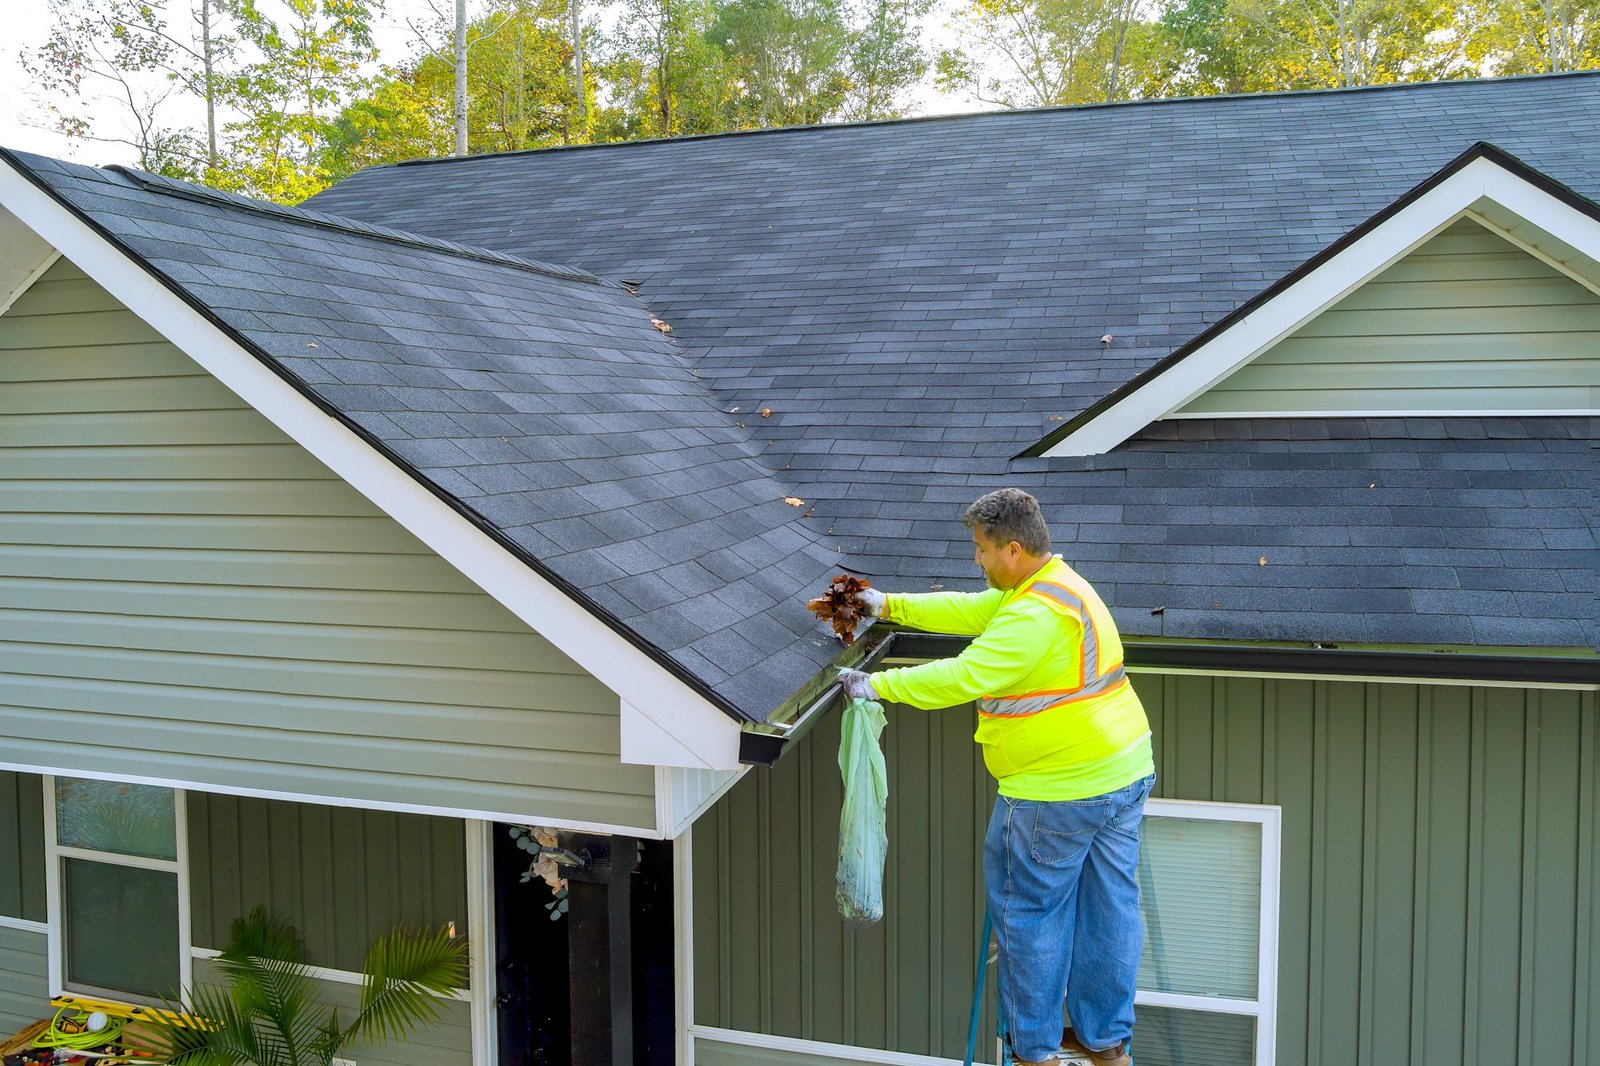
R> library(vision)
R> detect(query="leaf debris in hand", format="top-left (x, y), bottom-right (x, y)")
top-left (806, 573), bottom-right (875, 646)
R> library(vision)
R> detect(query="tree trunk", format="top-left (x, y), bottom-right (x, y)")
top-left (455, 0), bottom-right (468, 155)
top-left (657, 0), bottom-right (671, 136)
top-left (201, 0), bottom-right (217, 171)
top-left (570, 0), bottom-right (586, 137)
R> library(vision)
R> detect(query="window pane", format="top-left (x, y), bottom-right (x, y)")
top-left (1131, 1005), bottom-right (1255, 1066)
top-left (1138, 817), bottom-right (1261, 999)
top-left (55, 778), bottom-right (176, 860)
top-left (63, 858), bottom-right (180, 999)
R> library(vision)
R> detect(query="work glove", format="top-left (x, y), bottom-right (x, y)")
top-left (839, 669), bottom-right (877, 702)
top-left (857, 587), bottom-right (886, 619)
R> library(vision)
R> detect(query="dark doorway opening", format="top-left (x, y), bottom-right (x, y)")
top-left (492, 826), bottom-right (675, 1065)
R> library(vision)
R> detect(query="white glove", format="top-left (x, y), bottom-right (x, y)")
top-left (858, 587), bottom-right (886, 618)
top-left (838, 669), bottom-right (877, 701)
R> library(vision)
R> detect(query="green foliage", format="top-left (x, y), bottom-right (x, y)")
top-left (220, 0), bottom-right (383, 200)
top-left (22, 0), bottom-right (1600, 194)
top-left (136, 906), bottom-right (467, 1066)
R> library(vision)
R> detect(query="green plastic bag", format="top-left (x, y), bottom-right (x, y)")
top-left (836, 696), bottom-right (888, 927)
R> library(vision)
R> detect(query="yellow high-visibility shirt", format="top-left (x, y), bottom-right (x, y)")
top-left (870, 556), bottom-right (1152, 801)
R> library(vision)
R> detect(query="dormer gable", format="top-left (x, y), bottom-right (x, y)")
top-left (1035, 144), bottom-right (1600, 457)
top-left (1170, 216), bottom-right (1599, 419)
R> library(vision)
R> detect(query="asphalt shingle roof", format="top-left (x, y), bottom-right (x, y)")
top-left (8, 151), bottom-right (847, 720)
top-left (305, 74), bottom-right (1600, 659)
top-left (9, 74), bottom-right (1597, 725)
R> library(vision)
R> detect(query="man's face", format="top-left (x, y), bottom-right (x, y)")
top-left (972, 527), bottom-right (1021, 589)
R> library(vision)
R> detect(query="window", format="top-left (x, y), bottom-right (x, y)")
top-left (1132, 800), bottom-right (1280, 1066)
top-left (44, 776), bottom-right (191, 1003)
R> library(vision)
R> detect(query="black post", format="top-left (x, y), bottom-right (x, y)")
top-left (564, 834), bottom-right (638, 1066)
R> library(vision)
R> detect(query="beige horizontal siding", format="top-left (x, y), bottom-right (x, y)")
top-left (1178, 217), bottom-right (1600, 416)
top-left (0, 257), bottom-right (653, 829)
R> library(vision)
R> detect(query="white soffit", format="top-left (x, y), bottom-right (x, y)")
top-left (1044, 153), bottom-right (1600, 457)
top-left (0, 157), bottom-right (743, 770)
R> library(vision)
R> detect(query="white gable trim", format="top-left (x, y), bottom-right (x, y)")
top-left (0, 158), bottom-right (743, 771)
top-left (1045, 154), bottom-right (1600, 457)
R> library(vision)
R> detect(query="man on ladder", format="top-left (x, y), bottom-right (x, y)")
top-left (840, 488), bottom-right (1155, 1066)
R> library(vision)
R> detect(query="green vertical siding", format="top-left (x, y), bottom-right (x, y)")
top-left (0, 771), bottom-right (45, 923)
top-left (0, 925), bottom-right (48, 1036)
top-left (187, 793), bottom-right (468, 975)
top-left (694, 675), bottom-right (1598, 1066)
top-left (0, 257), bottom-right (653, 828)
top-left (1176, 218), bottom-right (1600, 416)
top-left (693, 696), bottom-right (998, 1058)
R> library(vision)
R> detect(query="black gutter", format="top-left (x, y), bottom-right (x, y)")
top-left (1018, 141), bottom-right (1600, 459)
top-left (739, 630), bottom-right (1599, 765)
top-left (0, 148), bottom-right (753, 726)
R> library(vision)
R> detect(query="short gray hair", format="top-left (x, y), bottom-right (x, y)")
top-left (963, 488), bottom-right (1051, 554)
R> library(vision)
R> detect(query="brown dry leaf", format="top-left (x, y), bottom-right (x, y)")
top-left (805, 573), bottom-right (875, 646)
top-left (650, 316), bottom-right (673, 334)
top-left (1258, 555), bottom-right (1268, 567)
top-left (783, 496), bottom-right (805, 507)
top-left (759, 407), bottom-right (774, 418)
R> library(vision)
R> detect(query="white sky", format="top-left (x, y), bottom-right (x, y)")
top-left (1, 0), bottom-right (977, 168)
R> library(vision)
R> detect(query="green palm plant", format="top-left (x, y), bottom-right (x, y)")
top-left (138, 906), bottom-right (468, 1066)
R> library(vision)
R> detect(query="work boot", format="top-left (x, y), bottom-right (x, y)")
top-left (1060, 1029), bottom-right (1132, 1066)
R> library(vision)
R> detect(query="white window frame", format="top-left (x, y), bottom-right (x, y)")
top-left (1137, 797), bottom-right (1281, 1066)
top-left (41, 774), bottom-right (194, 1005)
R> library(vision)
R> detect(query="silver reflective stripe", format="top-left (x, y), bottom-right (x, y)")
top-left (977, 666), bottom-right (1129, 718)
top-left (1028, 580), bottom-right (1099, 684)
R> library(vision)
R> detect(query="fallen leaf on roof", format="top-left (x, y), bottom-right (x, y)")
top-left (728, 406), bottom-right (740, 413)
top-left (306, 341), bottom-right (319, 348)
top-left (1258, 555), bottom-right (1268, 567)
top-left (1150, 606), bottom-right (1165, 615)
top-left (1047, 415), bottom-right (1063, 421)
top-left (806, 573), bottom-right (875, 646)
top-left (650, 316), bottom-right (673, 334)
top-left (759, 407), bottom-right (774, 418)
top-left (784, 496), bottom-right (805, 507)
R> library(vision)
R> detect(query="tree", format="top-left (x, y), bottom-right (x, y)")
top-left (600, 0), bottom-right (735, 137)
top-left (21, 0), bottom-right (226, 176)
top-left (224, 0), bottom-right (382, 201)
top-left (708, 0), bottom-right (854, 127)
top-left (935, 0), bottom-right (1161, 108)
top-left (139, 907), bottom-right (467, 1066)
top-left (1461, 0), bottom-right (1599, 73)
top-left (844, 0), bottom-right (934, 119)
top-left (1227, 0), bottom-right (1463, 87)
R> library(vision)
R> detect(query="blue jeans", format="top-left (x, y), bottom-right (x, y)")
top-left (983, 774), bottom-right (1155, 1061)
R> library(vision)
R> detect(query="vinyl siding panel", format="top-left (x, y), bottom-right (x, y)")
top-left (0, 771), bottom-right (45, 923)
top-left (1177, 218), bottom-right (1600, 416)
top-left (0, 257), bottom-right (654, 829)
top-left (190, 958), bottom-right (472, 1066)
top-left (693, 675), bottom-right (1597, 1066)
top-left (187, 793), bottom-right (468, 975)
top-left (0, 925), bottom-right (48, 1036)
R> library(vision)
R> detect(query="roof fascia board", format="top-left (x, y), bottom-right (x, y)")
top-left (1041, 151), bottom-right (1600, 457)
top-left (0, 157), bottom-right (742, 770)
top-left (1162, 408), bottom-right (1596, 420)
top-left (0, 758), bottom-right (666, 839)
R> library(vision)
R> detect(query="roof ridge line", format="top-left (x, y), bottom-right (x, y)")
top-left (107, 165), bottom-right (607, 287)
top-left (371, 71), bottom-right (1600, 171)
